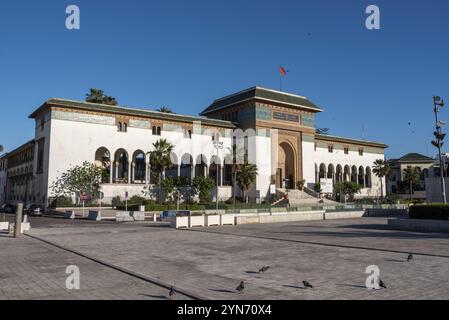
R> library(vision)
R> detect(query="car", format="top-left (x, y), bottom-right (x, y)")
top-left (2, 205), bottom-right (16, 214)
top-left (24, 204), bottom-right (43, 216)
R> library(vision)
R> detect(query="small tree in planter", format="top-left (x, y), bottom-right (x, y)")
top-left (236, 161), bottom-right (258, 203)
top-left (313, 182), bottom-right (322, 194)
top-left (335, 181), bottom-right (362, 202)
top-left (192, 176), bottom-right (215, 204)
top-left (51, 161), bottom-right (103, 205)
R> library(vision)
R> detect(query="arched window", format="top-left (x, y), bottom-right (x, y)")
top-left (123, 123), bottom-right (127, 132)
top-left (152, 126), bottom-right (156, 135)
top-left (157, 126), bottom-right (161, 136)
top-left (118, 122), bottom-right (122, 132)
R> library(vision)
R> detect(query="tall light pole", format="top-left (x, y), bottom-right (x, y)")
top-left (432, 96), bottom-right (447, 203)
top-left (213, 140), bottom-right (223, 212)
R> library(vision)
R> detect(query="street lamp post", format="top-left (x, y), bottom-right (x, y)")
top-left (432, 96), bottom-right (447, 204)
top-left (213, 140), bottom-right (223, 212)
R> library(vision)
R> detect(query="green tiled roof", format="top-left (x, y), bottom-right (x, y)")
top-left (396, 153), bottom-right (434, 163)
top-left (200, 86), bottom-right (323, 115)
top-left (29, 98), bottom-right (236, 128)
top-left (315, 134), bottom-right (388, 149)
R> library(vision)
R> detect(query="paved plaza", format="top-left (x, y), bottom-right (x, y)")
top-left (1, 215), bottom-right (449, 300)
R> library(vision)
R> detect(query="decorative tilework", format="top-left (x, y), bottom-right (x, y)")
top-left (51, 110), bottom-right (115, 126)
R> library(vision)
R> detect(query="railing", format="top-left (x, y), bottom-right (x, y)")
top-left (303, 186), bottom-right (320, 199)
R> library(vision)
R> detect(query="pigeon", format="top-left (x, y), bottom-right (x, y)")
top-left (407, 254), bottom-right (413, 262)
top-left (303, 281), bottom-right (313, 289)
top-left (259, 266), bottom-right (270, 273)
top-left (169, 286), bottom-right (176, 299)
top-left (379, 279), bottom-right (387, 289)
top-left (236, 281), bottom-right (245, 293)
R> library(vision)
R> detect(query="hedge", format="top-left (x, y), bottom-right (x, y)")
top-left (409, 204), bottom-right (449, 220)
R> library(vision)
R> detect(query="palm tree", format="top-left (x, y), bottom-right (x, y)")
top-left (403, 166), bottom-right (421, 200)
top-left (372, 159), bottom-right (390, 201)
top-left (85, 88), bottom-right (117, 106)
top-left (236, 161), bottom-right (258, 203)
top-left (148, 139), bottom-right (174, 203)
top-left (156, 107), bottom-right (174, 113)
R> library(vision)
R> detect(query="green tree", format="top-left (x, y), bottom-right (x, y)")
top-left (192, 176), bottom-right (215, 203)
top-left (236, 161), bottom-right (258, 203)
top-left (372, 159), bottom-right (390, 201)
top-left (403, 166), bottom-right (421, 200)
top-left (335, 181), bottom-right (362, 202)
top-left (85, 88), bottom-right (118, 106)
top-left (148, 139), bottom-right (174, 203)
top-left (50, 161), bottom-right (103, 203)
top-left (156, 107), bottom-right (174, 113)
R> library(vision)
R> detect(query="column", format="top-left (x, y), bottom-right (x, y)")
top-left (131, 162), bottom-right (136, 184)
top-left (144, 162), bottom-right (147, 184)
top-left (177, 165), bottom-right (181, 178)
top-left (109, 163), bottom-right (113, 184)
top-left (115, 162), bottom-right (119, 183)
top-left (128, 161), bottom-right (131, 184)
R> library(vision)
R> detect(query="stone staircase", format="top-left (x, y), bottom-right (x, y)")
top-left (276, 188), bottom-right (338, 205)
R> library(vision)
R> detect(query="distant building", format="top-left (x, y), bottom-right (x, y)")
top-left (0, 154), bottom-right (7, 205)
top-left (3, 140), bottom-right (35, 205)
top-left (387, 153), bottom-right (434, 199)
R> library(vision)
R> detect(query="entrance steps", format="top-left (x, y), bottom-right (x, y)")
top-left (276, 188), bottom-right (339, 205)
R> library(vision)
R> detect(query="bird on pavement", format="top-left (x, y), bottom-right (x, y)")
top-left (236, 281), bottom-right (245, 293)
top-left (407, 254), bottom-right (413, 262)
top-left (259, 266), bottom-right (270, 273)
top-left (379, 279), bottom-right (387, 289)
top-left (303, 281), bottom-right (313, 289)
top-left (169, 286), bottom-right (176, 299)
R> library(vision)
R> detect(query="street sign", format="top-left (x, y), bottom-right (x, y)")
top-left (270, 184), bottom-right (276, 194)
top-left (320, 178), bottom-right (333, 194)
top-left (125, 191), bottom-right (129, 199)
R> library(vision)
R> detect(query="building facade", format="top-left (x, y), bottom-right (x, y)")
top-left (386, 153), bottom-right (434, 199)
top-left (0, 155), bottom-right (7, 205)
top-left (4, 86), bottom-right (387, 208)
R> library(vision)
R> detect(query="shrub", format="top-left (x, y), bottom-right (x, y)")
top-left (129, 195), bottom-right (146, 205)
top-left (112, 196), bottom-right (121, 207)
top-left (409, 204), bottom-right (449, 220)
top-left (49, 196), bottom-right (74, 208)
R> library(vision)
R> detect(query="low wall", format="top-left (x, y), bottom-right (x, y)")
top-left (364, 209), bottom-right (408, 217)
top-left (235, 211), bottom-right (324, 225)
top-left (388, 218), bottom-right (449, 233)
top-left (324, 211), bottom-right (364, 220)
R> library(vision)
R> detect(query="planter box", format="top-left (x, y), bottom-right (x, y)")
top-left (116, 211), bottom-right (134, 222)
top-left (64, 210), bottom-right (75, 219)
top-left (171, 216), bottom-right (189, 228)
top-left (324, 211), bottom-right (364, 220)
top-left (87, 211), bottom-right (102, 221)
top-left (220, 214), bottom-right (235, 226)
top-left (206, 215), bottom-right (220, 226)
top-left (189, 215), bottom-right (205, 227)
top-left (130, 211), bottom-right (145, 221)
top-left (0, 222), bottom-right (9, 230)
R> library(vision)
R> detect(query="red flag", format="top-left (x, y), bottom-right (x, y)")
top-left (279, 66), bottom-right (287, 76)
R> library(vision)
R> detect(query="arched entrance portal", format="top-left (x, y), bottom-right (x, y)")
top-left (277, 142), bottom-right (296, 189)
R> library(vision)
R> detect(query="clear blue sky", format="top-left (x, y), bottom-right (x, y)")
top-left (1, 0), bottom-right (448, 159)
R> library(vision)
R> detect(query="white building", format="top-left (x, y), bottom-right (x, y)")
top-left (5, 86), bottom-right (387, 208)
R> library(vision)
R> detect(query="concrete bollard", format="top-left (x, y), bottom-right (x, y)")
top-left (14, 203), bottom-right (23, 238)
